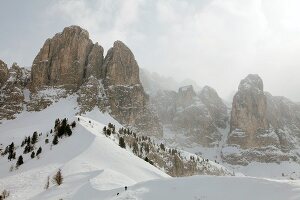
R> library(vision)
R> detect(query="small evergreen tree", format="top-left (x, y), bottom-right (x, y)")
top-left (31, 131), bottom-right (38, 144)
top-left (52, 169), bottom-right (63, 186)
top-left (7, 142), bottom-right (15, 161)
top-left (66, 124), bottom-right (72, 136)
top-left (21, 137), bottom-right (26, 147)
top-left (37, 147), bottom-right (42, 156)
top-left (16, 155), bottom-right (24, 167)
top-left (132, 141), bottom-right (138, 155)
top-left (106, 129), bottom-right (111, 136)
top-left (45, 139), bottom-right (49, 144)
top-left (31, 151), bottom-right (35, 159)
top-left (71, 121), bottom-right (76, 128)
top-left (160, 143), bottom-right (165, 151)
top-left (52, 135), bottom-right (59, 145)
top-left (119, 137), bottom-right (126, 149)
top-left (103, 126), bottom-right (107, 135)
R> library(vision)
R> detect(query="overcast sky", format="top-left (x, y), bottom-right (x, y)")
top-left (1, 0), bottom-right (300, 101)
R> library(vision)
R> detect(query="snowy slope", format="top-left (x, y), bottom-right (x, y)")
top-left (106, 176), bottom-right (300, 200)
top-left (0, 97), bottom-right (169, 200)
top-left (34, 175), bottom-right (300, 200)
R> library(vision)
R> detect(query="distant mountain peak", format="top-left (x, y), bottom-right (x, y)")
top-left (238, 74), bottom-right (263, 91)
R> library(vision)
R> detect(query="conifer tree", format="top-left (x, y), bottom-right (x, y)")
top-left (119, 137), bottom-right (126, 149)
top-left (52, 169), bottom-right (63, 186)
top-left (66, 124), bottom-right (72, 136)
top-left (16, 155), bottom-right (24, 167)
top-left (52, 135), bottom-right (59, 145)
top-left (31, 131), bottom-right (38, 144)
top-left (37, 147), bottom-right (42, 156)
top-left (31, 151), bottom-right (35, 159)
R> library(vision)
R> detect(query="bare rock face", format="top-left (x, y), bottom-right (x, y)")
top-left (31, 26), bottom-right (103, 89)
top-left (103, 41), bottom-right (140, 86)
top-left (0, 60), bottom-right (9, 87)
top-left (176, 85), bottom-right (196, 108)
top-left (102, 41), bottom-right (162, 136)
top-left (199, 86), bottom-right (228, 129)
top-left (265, 93), bottom-right (300, 151)
top-left (228, 74), bottom-right (270, 148)
top-left (152, 85), bottom-right (228, 147)
top-left (77, 76), bottom-right (107, 113)
top-left (2, 26), bottom-right (161, 137)
top-left (0, 63), bottom-right (30, 119)
top-left (223, 74), bottom-right (300, 165)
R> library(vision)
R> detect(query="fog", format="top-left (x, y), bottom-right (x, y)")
top-left (1, 0), bottom-right (300, 102)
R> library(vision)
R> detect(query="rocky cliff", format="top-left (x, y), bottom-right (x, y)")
top-left (1, 25), bottom-right (162, 136)
top-left (0, 62), bottom-right (30, 119)
top-left (0, 60), bottom-right (9, 87)
top-left (31, 25), bottom-right (103, 89)
top-left (102, 41), bottom-right (162, 136)
top-left (228, 74), bottom-right (270, 148)
top-left (223, 74), bottom-right (300, 165)
top-left (151, 85), bottom-right (229, 147)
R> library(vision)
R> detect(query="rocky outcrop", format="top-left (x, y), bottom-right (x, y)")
top-left (103, 41), bottom-right (140, 86)
top-left (265, 93), bottom-right (300, 151)
top-left (176, 85), bottom-right (196, 108)
top-left (0, 60), bottom-right (9, 87)
top-left (228, 74), bottom-right (270, 148)
top-left (102, 41), bottom-right (162, 136)
top-left (77, 76), bottom-right (107, 113)
top-left (1, 26), bottom-right (162, 137)
top-left (223, 74), bottom-right (300, 165)
top-left (152, 85), bottom-right (228, 147)
top-left (31, 26), bottom-right (103, 89)
top-left (199, 86), bottom-right (228, 129)
top-left (0, 63), bottom-right (30, 119)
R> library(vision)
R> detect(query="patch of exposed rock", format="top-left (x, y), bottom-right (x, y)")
top-left (77, 76), bottom-right (108, 113)
top-left (0, 63), bottom-right (30, 119)
top-left (102, 41), bottom-right (162, 136)
top-left (1, 26), bottom-right (162, 137)
top-left (224, 74), bottom-right (300, 165)
top-left (151, 85), bottom-right (229, 147)
top-left (31, 25), bottom-right (103, 90)
top-left (228, 74), bottom-right (270, 148)
top-left (0, 60), bottom-right (9, 87)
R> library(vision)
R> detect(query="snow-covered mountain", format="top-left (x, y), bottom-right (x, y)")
top-left (0, 95), bottom-right (232, 199)
top-left (1, 97), bottom-right (299, 200)
top-left (1, 25), bottom-right (300, 199)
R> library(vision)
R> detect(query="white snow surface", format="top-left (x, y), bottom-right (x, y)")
top-left (0, 97), bottom-right (168, 199)
top-left (1, 96), bottom-right (300, 199)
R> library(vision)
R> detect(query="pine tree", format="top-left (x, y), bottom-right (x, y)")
top-left (27, 136), bottom-right (31, 145)
top-left (71, 121), bottom-right (76, 128)
top-left (31, 131), bottom-right (38, 144)
top-left (52, 169), bottom-right (63, 186)
top-left (31, 151), bottom-right (35, 159)
top-left (103, 126), bottom-right (107, 135)
top-left (52, 135), bottom-right (59, 145)
top-left (54, 119), bottom-right (60, 132)
top-left (132, 141), bottom-right (138, 155)
top-left (16, 155), bottom-right (24, 167)
top-left (66, 124), bottom-right (72, 136)
top-left (36, 147), bottom-right (42, 156)
top-left (7, 142), bottom-right (15, 161)
top-left (119, 137), bottom-right (126, 149)
top-left (106, 129), bottom-right (111, 136)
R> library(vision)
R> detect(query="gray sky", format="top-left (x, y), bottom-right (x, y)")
top-left (1, 0), bottom-right (300, 102)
